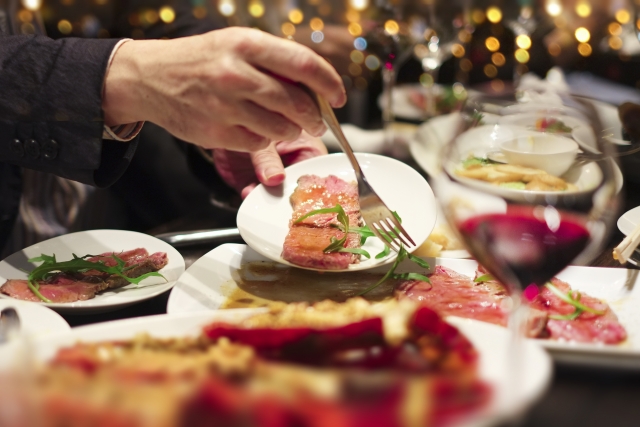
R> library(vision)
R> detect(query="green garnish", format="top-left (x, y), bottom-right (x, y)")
top-left (474, 273), bottom-right (494, 283)
top-left (499, 182), bottom-right (526, 190)
top-left (544, 282), bottom-right (605, 320)
top-left (356, 245), bottom-right (431, 296)
top-left (462, 156), bottom-right (496, 168)
top-left (297, 205), bottom-right (431, 295)
top-left (26, 253), bottom-right (166, 303)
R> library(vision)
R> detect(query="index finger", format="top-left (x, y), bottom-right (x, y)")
top-left (239, 30), bottom-right (347, 108)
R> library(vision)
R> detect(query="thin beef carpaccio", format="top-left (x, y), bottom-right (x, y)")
top-left (0, 248), bottom-right (168, 303)
top-left (282, 175), bottom-right (362, 270)
top-left (397, 265), bottom-right (627, 344)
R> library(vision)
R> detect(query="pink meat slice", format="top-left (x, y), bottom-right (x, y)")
top-left (530, 277), bottom-right (627, 344)
top-left (1, 275), bottom-right (107, 303)
top-left (282, 175), bottom-right (362, 270)
top-left (397, 266), bottom-right (509, 326)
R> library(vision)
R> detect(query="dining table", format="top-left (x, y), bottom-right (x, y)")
top-left (51, 152), bottom-right (640, 427)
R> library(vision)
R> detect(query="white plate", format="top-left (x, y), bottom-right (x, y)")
top-left (0, 306), bottom-right (551, 426)
top-left (0, 299), bottom-right (70, 341)
top-left (411, 122), bottom-right (624, 196)
top-left (237, 153), bottom-right (437, 272)
top-left (618, 206), bottom-right (640, 236)
top-left (169, 243), bottom-right (640, 368)
top-left (0, 230), bottom-right (185, 315)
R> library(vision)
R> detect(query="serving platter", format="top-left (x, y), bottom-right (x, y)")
top-left (0, 230), bottom-right (185, 314)
top-left (169, 243), bottom-right (640, 369)
top-left (0, 305), bottom-right (551, 426)
top-left (237, 152), bottom-right (437, 272)
top-left (0, 299), bottom-right (70, 341)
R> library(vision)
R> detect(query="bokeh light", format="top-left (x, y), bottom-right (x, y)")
top-left (516, 35), bottom-right (531, 49)
top-left (548, 42), bottom-right (561, 56)
top-left (615, 9), bottom-right (630, 24)
top-left (419, 73), bottom-right (434, 87)
top-left (349, 0), bottom-right (368, 11)
top-left (281, 22), bottom-right (295, 36)
top-left (289, 9), bottom-right (303, 24)
top-left (575, 27), bottom-right (590, 42)
top-left (364, 54), bottom-right (380, 70)
top-left (515, 48), bottom-right (530, 63)
top-left (485, 36), bottom-right (500, 52)
top-left (491, 79), bottom-right (505, 93)
top-left (609, 36), bottom-right (623, 50)
top-left (575, 0), bottom-right (591, 17)
top-left (310, 18), bottom-right (324, 31)
top-left (248, 0), bottom-right (265, 18)
top-left (348, 63), bottom-right (362, 76)
top-left (311, 31), bottom-right (324, 43)
top-left (354, 37), bottom-right (367, 50)
top-left (193, 6), bottom-right (207, 19)
top-left (486, 7), bottom-right (502, 23)
top-left (21, 0), bottom-right (41, 11)
top-left (492, 52), bottom-right (506, 66)
top-left (458, 29), bottom-right (472, 43)
top-left (57, 19), bottom-right (72, 34)
top-left (384, 20), bottom-right (399, 36)
top-left (608, 22), bottom-right (622, 36)
top-left (348, 22), bottom-right (362, 36)
top-left (159, 6), bottom-right (175, 24)
top-left (218, 0), bottom-right (235, 17)
top-left (346, 10), bottom-right (360, 23)
top-left (460, 58), bottom-right (472, 72)
top-left (471, 8), bottom-right (485, 24)
top-left (578, 42), bottom-right (592, 56)
top-left (484, 63), bottom-right (498, 78)
top-left (452, 44), bottom-right (465, 58)
top-left (350, 50), bottom-right (364, 64)
top-left (546, 0), bottom-right (562, 17)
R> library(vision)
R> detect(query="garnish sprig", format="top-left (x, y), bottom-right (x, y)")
top-left (544, 282), bottom-right (605, 321)
top-left (26, 253), bottom-right (166, 303)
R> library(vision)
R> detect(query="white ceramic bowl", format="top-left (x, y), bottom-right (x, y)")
top-left (500, 133), bottom-right (580, 177)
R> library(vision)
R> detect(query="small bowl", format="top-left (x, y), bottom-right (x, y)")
top-left (500, 133), bottom-right (580, 177)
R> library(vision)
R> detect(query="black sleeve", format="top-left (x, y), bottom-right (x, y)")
top-left (0, 34), bottom-right (137, 187)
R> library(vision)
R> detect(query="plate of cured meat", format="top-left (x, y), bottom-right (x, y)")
top-left (236, 153), bottom-right (437, 272)
top-left (0, 299), bottom-right (551, 427)
top-left (0, 230), bottom-right (184, 314)
top-left (169, 243), bottom-right (639, 368)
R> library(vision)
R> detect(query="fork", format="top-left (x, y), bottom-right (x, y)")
top-left (315, 94), bottom-right (416, 252)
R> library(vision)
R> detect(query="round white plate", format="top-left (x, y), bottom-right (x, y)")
top-left (498, 112), bottom-right (587, 135)
top-left (0, 230), bottom-right (185, 314)
top-left (0, 308), bottom-right (551, 426)
top-left (0, 299), bottom-right (70, 342)
top-left (237, 153), bottom-right (437, 272)
top-left (617, 206), bottom-right (640, 236)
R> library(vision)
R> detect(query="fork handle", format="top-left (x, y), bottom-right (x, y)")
top-left (315, 94), bottom-right (364, 179)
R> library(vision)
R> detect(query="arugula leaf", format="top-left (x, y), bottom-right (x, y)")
top-left (338, 248), bottom-right (371, 259)
top-left (324, 236), bottom-right (348, 253)
top-left (474, 273), bottom-right (494, 283)
top-left (294, 205), bottom-right (347, 225)
top-left (26, 253), bottom-right (166, 303)
top-left (356, 246), bottom-right (431, 296)
top-left (375, 245), bottom-right (390, 259)
top-left (544, 282), bottom-right (605, 321)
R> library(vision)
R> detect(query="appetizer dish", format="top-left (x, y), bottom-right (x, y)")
top-left (282, 175), bottom-right (363, 270)
top-left (0, 248), bottom-right (167, 303)
top-left (456, 159), bottom-right (576, 192)
top-left (534, 117), bottom-right (573, 134)
top-left (14, 299), bottom-right (492, 427)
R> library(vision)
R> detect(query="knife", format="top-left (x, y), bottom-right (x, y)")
top-left (0, 307), bottom-right (20, 344)
top-left (154, 227), bottom-right (243, 247)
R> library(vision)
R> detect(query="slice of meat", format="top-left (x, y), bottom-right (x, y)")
top-left (283, 175), bottom-right (362, 270)
top-left (397, 266), bottom-right (509, 327)
top-left (530, 277), bottom-right (627, 344)
top-left (0, 277), bottom-right (108, 303)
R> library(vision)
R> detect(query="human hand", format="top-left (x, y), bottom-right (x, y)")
top-left (103, 27), bottom-right (345, 152)
top-left (212, 130), bottom-right (328, 199)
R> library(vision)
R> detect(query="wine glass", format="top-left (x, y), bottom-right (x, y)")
top-left (434, 92), bottom-right (619, 406)
top-left (406, 0), bottom-right (463, 119)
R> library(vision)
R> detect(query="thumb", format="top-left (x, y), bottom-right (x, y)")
top-left (250, 142), bottom-right (286, 187)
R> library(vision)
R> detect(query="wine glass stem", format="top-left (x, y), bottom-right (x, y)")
top-left (506, 295), bottom-right (529, 414)
top-left (381, 65), bottom-right (396, 143)
top-left (421, 65), bottom-right (440, 119)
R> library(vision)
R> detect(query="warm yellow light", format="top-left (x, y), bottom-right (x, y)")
top-left (349, 0), bottom-right (368, 11)
top-left (21, 0), bottom-right (41, 11)
top-left (514, 48), bottom-right (530, 63)
top-left (289, 9), bottom-right (303, 24)
top-left (616, 9), bottom-right (630, 24)
top-left (346, 10), bottom-right (360, 23)
top-left (144, 9), bottom-right (159, 25)
top-left (575, 27), bottom-right (590, 43)
top-left (18, 9), bottom-right (32, 22)
top-left (577, 43), bottom-right (592, 56)
top-left (575, 0), bottom-right (591, 17)
top-left (193, 6), bottom-right (207, 19)
top-left (546, 0), bottom-right (562, 17)
top-left (484, 64), bottom-right (498, 78)
top-left (492, 52), bottom-right (506, 66)
top-left (310, 17), bottom-right (324, 31)
top-left (491, 79), bottom-right (505, 93)
top-left (348, 63), bottom-right (362, 76)
top-left (218, 0), bottom-right (236, 17)
top-left (486, 7), bottom-right (502, 23)
top-left (248, 0), bottom-right (265, 18)
top-left (384, 20), bottom-right (399, 36)
top-left (609, 36), bottom-right (623, 50)
top-left (57, 19), bottom-right (72, 34)
top-left (159, 6), bottom-right (175, 23)
top-left (348, 22), bottom-right (362, 36)
top-left (471, 8), bottom-right (485, 24)
top-left (516, 35), bottom-right (532, 49)
top-left (354, 76), bottom-right (368, 90)
top-left (609, 22), bottom-right (622, 36)
top-left (485, 36), bottom-right (500, 52)
top-left (420, 73), bottom-right (435, 87)
top-left (452, 43), bottom-right (465, 58)
top-left (281, 22), bottom-right (295, 36)
top-left (350, 50), bottom-right (364, 64)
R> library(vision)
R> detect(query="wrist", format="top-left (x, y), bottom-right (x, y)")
top-left (102, 40), bottom-right (152, 127)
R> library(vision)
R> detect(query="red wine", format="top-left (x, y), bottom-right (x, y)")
top-left (458, 206), bottom-right (590, 290)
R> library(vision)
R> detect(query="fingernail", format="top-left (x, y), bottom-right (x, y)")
top-left (313, 123), bottom-right (327, 137)
top-left (265, 168), bottom-right (285, 183)
top-left (331, 91), bottom-right (347, 108)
